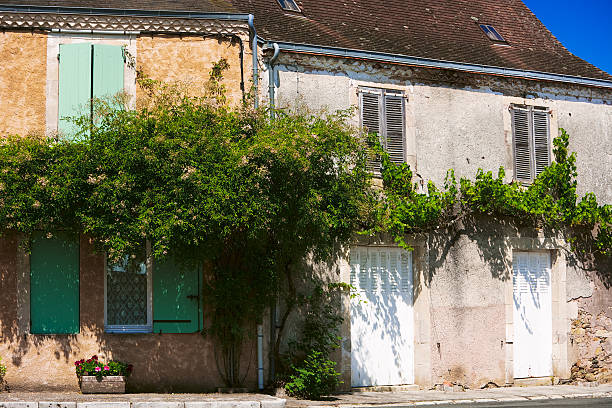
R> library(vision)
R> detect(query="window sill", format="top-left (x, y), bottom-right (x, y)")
top-left (105, 325), bottom-right (152, 334)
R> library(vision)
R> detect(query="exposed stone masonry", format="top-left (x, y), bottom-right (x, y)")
top-left (570, 309), bottom-right (612, 383)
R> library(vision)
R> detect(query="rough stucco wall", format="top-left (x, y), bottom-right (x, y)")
top-left (0, 31), bottom-right (47, 137)
top-left (427, 229), bottom-right (509, 388)
top-left (271, 53), bottom-right (612, 389)
top-left (273, 53), bottom-right (612, 203)
top-left (0, 235), bottom-right (257, 392)
top-left (137, 35), bottom-right (246, 106)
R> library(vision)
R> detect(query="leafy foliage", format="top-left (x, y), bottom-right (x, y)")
top-left (375, 129), bottom-right (611, 257)
top-left (74, 355), bottom-right (132, 378)
top-left (284, 350), bottom-right (342, 400)
top-left (0, 66), bottom-right (373, 387)
top-left (0, 356), bottom-right (6, 382)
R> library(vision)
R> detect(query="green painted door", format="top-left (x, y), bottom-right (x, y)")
top-left (58, 43), bottom-right (92, 137)
top-left (30, 232), bottom-right (80, 334)
top-left (92, 44), bottom-right (124, 104)
top-left (153, 258), bottom-right (201, 333)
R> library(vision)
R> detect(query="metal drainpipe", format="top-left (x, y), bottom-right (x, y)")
top-left (268, 43), bottom-right (280, 119)
top-left (248, 14), bottom-right (258, 109)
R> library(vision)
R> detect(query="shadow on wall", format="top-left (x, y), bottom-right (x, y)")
top-left (0, 232), bottom-right (256, 392)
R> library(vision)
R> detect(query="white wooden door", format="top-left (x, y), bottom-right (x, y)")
top-left (350, 247), bottom-right (414, 386)
top-left (513, 251), bottom-right (552, 378)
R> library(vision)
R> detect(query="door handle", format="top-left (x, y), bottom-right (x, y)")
top-left (187, 294), bottom-right (199, 300)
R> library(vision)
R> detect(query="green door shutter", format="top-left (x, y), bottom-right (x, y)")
top-left (93, 44), bottom-right (124, 104)
top-left (30, 232), bottom-right (80, 334)
top-left (153, 258), bottom-right (201, 333)
top-left (58, 43), bottom-right (92, 137)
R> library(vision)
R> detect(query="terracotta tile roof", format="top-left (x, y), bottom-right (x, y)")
top-left (233, 0), bottom-right (612, 81)
top-left (1, 0), bottom-right (609, 81)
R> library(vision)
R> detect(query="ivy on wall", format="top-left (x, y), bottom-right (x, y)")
top-left (371, 129), bottom-right (611, 257)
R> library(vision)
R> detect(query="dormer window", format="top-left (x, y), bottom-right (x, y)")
top-left (277, 0), bottom-right (301, 12)
top-left (480, 24), bottom-right (506, 43)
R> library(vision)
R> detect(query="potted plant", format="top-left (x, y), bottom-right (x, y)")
top-left (75, 355), bottom-right (132, 394)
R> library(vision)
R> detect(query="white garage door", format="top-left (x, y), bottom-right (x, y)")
top-left (350, 246), bottom-right (414, 387)
top-left (513, 251), bottom-right (552, 378)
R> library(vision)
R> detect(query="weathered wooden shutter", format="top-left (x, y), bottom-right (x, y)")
top-left (30, 232), bottom-right (80, 334)
top-left (360, 91), bottom-right (382, 172)
top-left (93, 44), bottom-right (124, 103)
top-left (58, 43), bottom-right (92, 136)
top-left (532, 109), bottom-right (550, 178)
top-left (153, 258), bottom-right (202, 333)
top-left (384, 94), bottom-right (405, 164)
top-left (511, 107), bottom-right (532, 182)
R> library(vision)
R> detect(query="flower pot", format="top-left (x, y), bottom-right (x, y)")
top-left (79, 375), bottom-right (126, 394)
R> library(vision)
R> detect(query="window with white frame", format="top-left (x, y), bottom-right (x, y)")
top-left (105, 252), bottom-right (152, 333)
top-left (359, 88), bottom-right (406, 172)
top-left (511, 105), bottom-right (551, 183)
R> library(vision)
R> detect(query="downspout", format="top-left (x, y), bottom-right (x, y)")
top-left (268, 42), bottom-right (280, 119)
top-left (248, 14), bottom-right (258, 108)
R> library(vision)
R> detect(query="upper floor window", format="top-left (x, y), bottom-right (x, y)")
top-left (511, 105), bottom-right (551, 183)
top-left (58, 43), bottom-right (125, 136)
top-left (359, 88), bottom-right (406, 172)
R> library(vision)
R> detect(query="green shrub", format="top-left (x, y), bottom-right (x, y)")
top-left (0, 356), bottom-right (6, 385)
top-left (285, 350), bottom-right (341, 400)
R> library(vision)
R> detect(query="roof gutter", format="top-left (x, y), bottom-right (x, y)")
top-left (272, 41), bottom-right (612, 90)
top-left (0, 4), bottom-right (251, 20)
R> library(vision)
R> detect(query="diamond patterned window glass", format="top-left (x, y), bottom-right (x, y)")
top-left (106, 255), bottom-right (148, 326)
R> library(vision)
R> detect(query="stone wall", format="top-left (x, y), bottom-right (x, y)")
top-left (137, 34), bottom-right (247, 106)
top-left (0, 30), bottom-right (47, 137)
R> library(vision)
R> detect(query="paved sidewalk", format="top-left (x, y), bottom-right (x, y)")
top-left (0, 393), bottom-right (286, 408)
top-left (284, 384), bottom-right (612, 407)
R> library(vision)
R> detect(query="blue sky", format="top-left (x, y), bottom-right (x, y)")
top-left (521, 0), bottom-right (612, 75)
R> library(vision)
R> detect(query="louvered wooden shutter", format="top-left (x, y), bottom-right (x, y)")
top-left (532, 109), bottom-right (550, 178)
top-left (384, 94), bottom-right (405, 164)
top-left (360, 91), bottom-right (382, 172)
top-left (512, 107), bottom-right (532, 182)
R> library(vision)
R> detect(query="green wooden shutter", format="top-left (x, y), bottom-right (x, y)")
top-left (30, 232), bottom-right (80, 334)
top-left (58, 43), bottom-right (92, 137)
top-left (153, 258), bottom-right (201, 333)
top-left (93, 44), bottom-right (124, 104)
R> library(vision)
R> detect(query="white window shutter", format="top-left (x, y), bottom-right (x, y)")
top-left (532, 110), bottom-right (550, 178)
top-left (384, 94), bottom-right (405, 164)
top-left (512, 107), bottom-right (532, 182)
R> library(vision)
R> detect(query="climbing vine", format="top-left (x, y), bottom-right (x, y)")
top-left (373, 129), bottom-right (611, 257)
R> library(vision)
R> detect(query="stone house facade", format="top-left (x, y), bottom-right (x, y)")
top-left (240, 0), bottom-right (612, 391)
top-left (0, 1), bottom-right (258, 392)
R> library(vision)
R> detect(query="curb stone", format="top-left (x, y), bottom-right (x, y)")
top-left (0, 404), bottom-right (38, 408)
top-left (133, 403), bottom-right (184, 408)
top-left (39, 403), bottom-right (77, 408)
top-left (77, 403), bottom-right (130, 408)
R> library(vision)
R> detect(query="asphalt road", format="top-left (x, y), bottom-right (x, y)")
top-left (410, 398), bottom-right (612, 407)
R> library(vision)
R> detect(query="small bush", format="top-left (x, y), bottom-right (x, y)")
top-left (0, 356), bottom-right (6, 389)
top-left (285, 350), bottom-right (341, 400)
